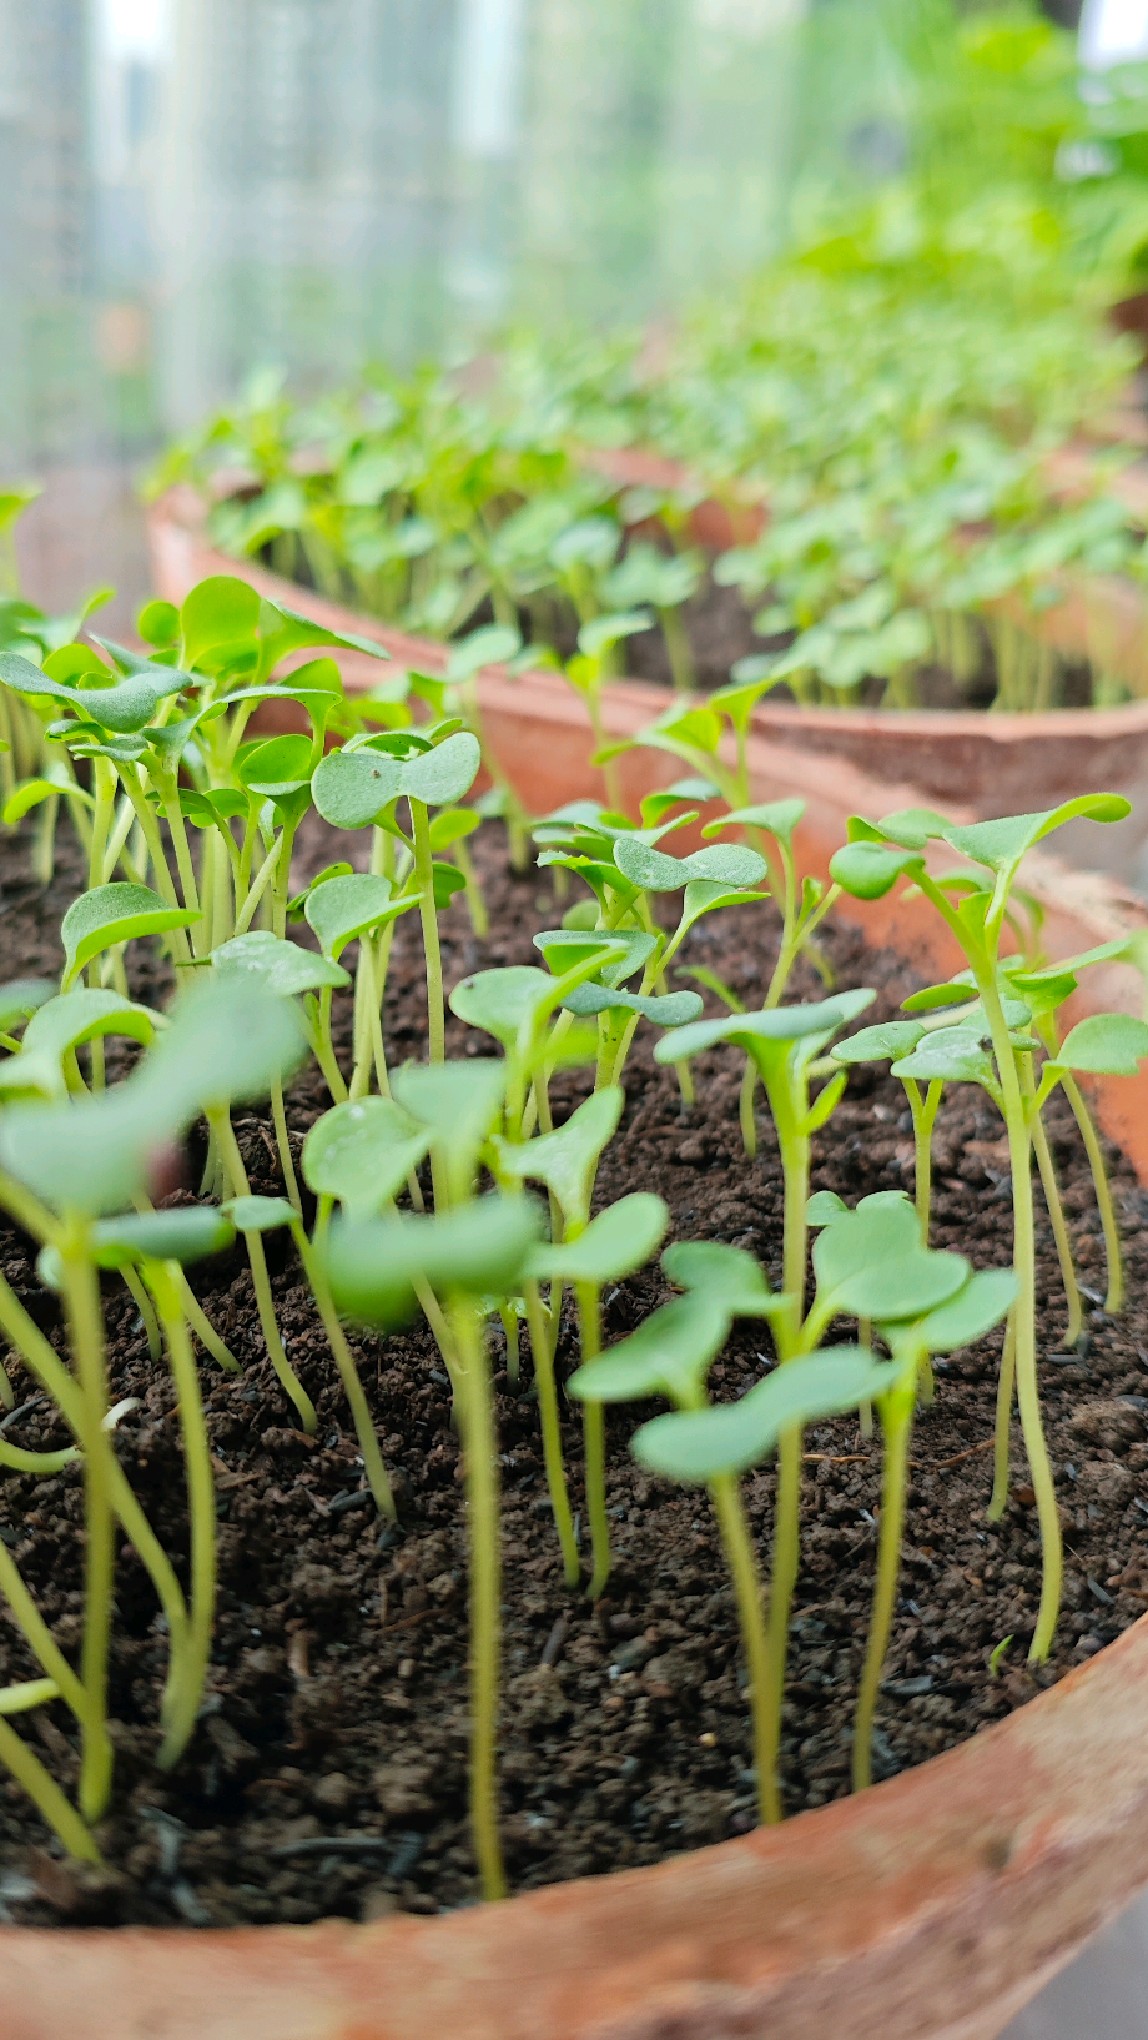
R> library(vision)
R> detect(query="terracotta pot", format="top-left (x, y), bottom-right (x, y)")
top-left (150, 488), bottom-right (1148, 885)
top-left (0, 497), bottom-right (1113, 2035)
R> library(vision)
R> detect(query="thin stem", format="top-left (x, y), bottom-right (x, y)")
top-left (988, 1314), bottom-right (1016, 1523)
top-left (412, 799), bottom-right (445, 1063)
top-left (149, 1265), bottom-right (214, 1766)
top-left (708, 1472), bottom-right (779, 1824)
top-left (271, 1081), bottom-right (302, 1213)
top-left (452, 1299), bottom-right (505, 1901)
top-left (181, 1279), bottom-right (240, 1374)
top-left (1028, 1088), bottom-right (1083, 1348)
top-left (576, 1280), bottom-right (611, 1598)
top-left (854, 1390), bottom-right (913, 1793)
top-left (1061, 1072), bottom-right (1124, 1313)
top-left (209, 1110), bottom-right (317, 1433)
top-left (59, 1220), bottom-right (115, 1824)
top-left (524, 1279), bottom-right (579, 1586)
top-left (0, 1269), bottom-right (190, 1663)
top-left (906, 1078), bottom-right (941, 1242)
top-left (0, 1715), bottom-right (99, 1863)
top-left (295, 1228), bottom-right (394, 1519)
top-left (987, 1025), bottom-right (1062, 1660)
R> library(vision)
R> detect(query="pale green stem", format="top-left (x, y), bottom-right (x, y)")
top-left (271, 1081), bottom-right (302, 1212)
top-left (0, 1268), bottom-right (190, 1663)
top-left (294, 1227), bottom-right (394, 1520)
top-left (1029, 1093), bottom-right (1083, 1348)
top-left (709, 1472), bottom-right (780, 1825)
top-left (524, 1279), bottom-right (579, 1587)
top-left (209, 1109), bottom-right (317, 1433)
top-left (452, 1299), bottom-right (505, 1900)
top-left (181, 1279), bottom-right (240, 1374)
top-left (59, 1221), bottom-right (115, 1824)
top-left (576, 1279), bottom-right (611, 1599)
top-left (149, 1265), bottom-right (215, 1765)
top-left (988, 1314), bottom-right (1017, 1523)
top-left (1061, 1071), bottom-right (1124, 1313)
top-left (0, 1715), bottom-right (98, 1863)
top-left (854, 1388), bottom-right (913, 1793)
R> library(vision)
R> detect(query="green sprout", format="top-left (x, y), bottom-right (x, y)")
top-left (831, 796), bottom-right (1145, 1660)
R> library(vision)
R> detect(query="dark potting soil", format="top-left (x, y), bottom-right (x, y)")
top-left (1, 815), bottom-right (1148, 1930)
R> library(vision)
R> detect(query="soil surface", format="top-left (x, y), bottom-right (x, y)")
top-left (1, 816), bottom-right (1147, 1929)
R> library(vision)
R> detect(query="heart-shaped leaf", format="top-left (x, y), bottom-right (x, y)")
top-left (224, 1195), bottom-right (298, 1233)
top-left (661, 1239), bottom-right (782, 1317)
top-left (302, 1097), bottom-right (431, 1214)
top-left (890, 1026), bottom-right (997, 1086)
top-left (526, 1193), bottom-right (669, 1285)
top-left (312, 746), bottom-right (405, 829)
top-left (633, 1346), bottom-right (896, 1483)
top-left (561, 984), bottom-right (704, 1027)
top-left (141, 973), bottom-right (306, 1119)
top-left (181, 576), bottom-right (261, 667)
top-left (833, 1020), bottom-right (925, 1066)
top-left (704, 798), bottom-right (806, 847)
top-left (829, 840), bottom-right (924, 900)
top-left (304, 873), bottom-right (410, 960)
top-left (569, 1291), bottom-right (731, 1407)
top-left (614, 836), bottom-right (767, 895)
top-left (901, 1267), bottom-right (1017, 1353)
top-left (391, 1060), bottom-right (507, 1175)
top-left (0, 980), bottom-right (55, 1034)
top-left (91, 1207), bottom-right (235, 1268)
top-left (533, 929), bottom-right (651, 986)
top-left (213, 929), bottom-right (349, 996)
top-left (1050, 1013), bottom-right (1148, 1077)
top-left (62, 884), bottom-right (200, 986)
top-left (655, 990), bottom-right (875, 1069)
top-left (22, 989), bottom-right (160, 1065)
top-left (325, 1195), bottom-right (543, 1326)
top-left (943, 796), bottom-right (1131, 875)
top-left (494, 1085), bottom-right (623, 1226)
top-left (449, 967), bottom-right (555, 1050)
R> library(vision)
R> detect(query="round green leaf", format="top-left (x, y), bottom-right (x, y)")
top-left (304, 873), bottom-right (407, 960)
top-left (526, 1193), bottom-right (669, 1285)
top-left (22, 990), bottom-right (159, 1064)
top-left (61, 883), bottom-right (201, 985)
top-left (569, 1290), bottom-right (730, 1407)
top-left (92, 1207), bottom-right (235, 1267)
top-left (213, 929), bottom-right (349, 996)
top-left (562, 984), bottom-right (704, 1027)
top-left (312, 745), bottom-right (404, 830)
top-left (224, 1195), bottom-right (297, 1234)
top-left (0, 979), bottom-right (55, 1033)
top-left (302, 1097), bottom-right (431, 1214)
top-left (326, 1195), bottom-right (543, 1325)
top-left (1052, 1013), bottom-right (1148, 1077)
top-left (633, 1346), bottom-right (897, 1483)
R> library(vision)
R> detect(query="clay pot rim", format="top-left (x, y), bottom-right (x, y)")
top-left (45, 493), bottom-right (1146, 2039)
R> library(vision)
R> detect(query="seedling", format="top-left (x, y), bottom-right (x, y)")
top-left (831, 796), bottom-right (1143, 1659)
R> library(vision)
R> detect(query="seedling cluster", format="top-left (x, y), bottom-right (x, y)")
top-left (0, 567), bottom-right (1143, 1908)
